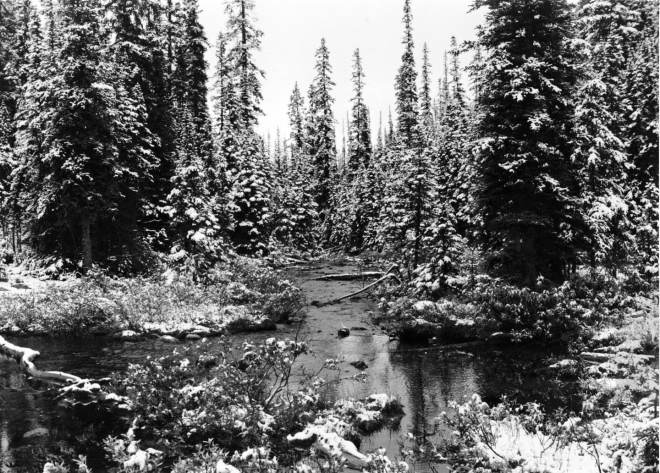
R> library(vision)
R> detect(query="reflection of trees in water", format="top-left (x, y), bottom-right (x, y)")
top-left (389, 345), bottom-right (479, 438)
top-left (471, 347), bottom-right (583, 413)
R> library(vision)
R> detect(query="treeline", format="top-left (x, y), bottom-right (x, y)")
top-left (0, 0), bottom-right (657, 287)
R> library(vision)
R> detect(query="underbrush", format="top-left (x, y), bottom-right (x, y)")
top-left (421, 351), bottom-right (659, 473)
top-left (0, 257), bottom-right (304, 336)
top-left (377, 270), bottom-right (652, 344)
top-left (44, 337), bottom-right (408, 473)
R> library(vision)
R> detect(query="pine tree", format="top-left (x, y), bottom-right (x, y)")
top-left (448, 36), bottom-right (465, 107)
top-left (107, 0), bottom-right (172, 252)
top-left (347, 48), bottom-right (371, 177)
top-left (439, 35), bottom-right (475, 239)
top-left (178, 0), bottom-right (212, 163)
top-left (573, 0), bottom-right (636, 273)
top-left (287, 82), bottom-right (305, 172)
top-left (419, 42), bottom-right (433, 135)
top-left (213, 0), bottom-right (271, 255)
top-left (16, 0), bottom-right (144, 270)
top-left (306, 38), bottom-right (336, 227)
top-left (165, 0), bottom-right (220, 261)
top-left (0, 0), bottom-right (18, 251)
top-left (224, 0), bottom-right (263, 131)
top-left (475, 0), bottom-right (582, 285)
top-left (395, 0), bottom-right (419, 147)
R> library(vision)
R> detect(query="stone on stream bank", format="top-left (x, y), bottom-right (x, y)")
top-left (288, 394), bottom-right (404, 469)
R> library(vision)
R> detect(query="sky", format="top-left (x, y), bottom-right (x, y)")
top-left (198, 0), bottom-right (485, 148)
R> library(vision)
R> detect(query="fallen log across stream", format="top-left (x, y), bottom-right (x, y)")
top-left (312, 271), bottom-right (385, 281)
top-left (0, 335), bottom-right (82, 384)
top-left (312, 265), bottom-right (400, 307)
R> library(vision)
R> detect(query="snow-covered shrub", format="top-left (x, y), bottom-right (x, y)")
top-left (262, 280), bottom-right (305, 322)
top-left (111, 338), bottom-right (309, 463)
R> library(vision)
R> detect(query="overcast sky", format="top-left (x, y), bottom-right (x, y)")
top-left (198, 0), bottom-right (484, 147)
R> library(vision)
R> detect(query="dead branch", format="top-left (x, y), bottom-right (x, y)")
top-left (314, 265), bottom-right (400, 306)
top-left (0, 335), bottom-right (82, 384)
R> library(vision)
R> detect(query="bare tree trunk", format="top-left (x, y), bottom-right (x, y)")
top-left (81, 213), bottom-right (92, 271)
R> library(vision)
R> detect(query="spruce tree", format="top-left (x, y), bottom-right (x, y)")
top-left (214, 0), bottom-right (272, 255)
top-left (419, 42), bottom-right (433, 135)
top-left (287, 82), bottom-right (305, 172)
top-left (165, 0), bottom-right (219, 261)
top-left (475, 0), bottom-right (582, 285)
top-left (348, 48), bottom-right (371, 177)
top-left (224, 0), bottom-right (263, 131)
top-left (16, 0), bottom-right (138, 269)
top-left (573, 0), bottom-right (636, 272)
top-left (440, 35), bottom-right (475, 239)
top-left (395, 0), bottom-right (419, 147)
top-left (306, 38), bottom-right (336, 226)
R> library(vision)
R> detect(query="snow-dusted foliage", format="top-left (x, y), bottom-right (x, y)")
top-left (305, 38), bottom-right (337, 236)
top-left (474, 0), bottom-right (583, 286)
top-left (0, 0), bottom-right (655, 289)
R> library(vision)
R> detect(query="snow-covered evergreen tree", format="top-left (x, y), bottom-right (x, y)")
top-left (439, 35), bottom-right (476, 239)
top-left (287, 82), bottom-right (305, 172)
top-left (395, 0), bottom-right (419, 147)
top-left (347, 48), bottom-right (371, 178)
top-left (12, 0), bottom-right (156, 270)
top-left (305, 38), bottom-right (336, 233)
top-left (475, 0), bottom-right (582, 285)
top-left (419, 43), bottom-right (434, 137)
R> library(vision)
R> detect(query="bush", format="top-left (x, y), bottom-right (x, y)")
top-left (0, 258), bottom-right (306, 336)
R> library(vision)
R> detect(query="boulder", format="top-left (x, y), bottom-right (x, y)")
top-left (23, 427), bottom-right (49, 439)
top-left (413, 300), bottom-right (437, 313)
top-left (216, 460), bottom-right (240, 473)
top-left (115, 330), bottom-right (140, 340)
top-left (338, 328), bottom-right (350, 338)
top-left (399, 318), bottom-right (442, 341)
top-left (350, 360), bottom-right (368, 370)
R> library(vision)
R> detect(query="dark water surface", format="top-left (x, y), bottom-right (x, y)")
top-left (0, 263), bottom-right (578, 472)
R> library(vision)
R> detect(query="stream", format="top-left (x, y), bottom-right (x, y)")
top-left (0, 262), bottom-right (580, 472)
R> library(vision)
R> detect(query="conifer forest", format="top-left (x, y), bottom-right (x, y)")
top-left (0, 0), bottom-right (657, 472)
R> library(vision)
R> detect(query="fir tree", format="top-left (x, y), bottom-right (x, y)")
top-left (16, 0), bottom-right (145, 269)
top-left (475, 0), bottom-right (582, 285)
top-left (287, 82), bottom-right (305, 172)
top-left (419, 42), bottom-right (433, 135)
top-left (395, 0), bottom-right (419, 147)
top-left (347, 48), bottom-right (371, 177)
top-left (224, 0), bottom-right (264, 131)
top-left (306, 38), bottom-right (336, 227)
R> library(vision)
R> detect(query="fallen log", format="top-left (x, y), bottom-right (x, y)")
top-left (0, 335), bottom-right (82, 384)
top-left (312, 271), bottom-right (384, 281)
top-left (580, 351), bottom-right (655, 365)
top-left (313, 265), bottom-right (400, 307)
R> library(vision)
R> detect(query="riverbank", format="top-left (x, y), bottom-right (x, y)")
top-left (375, 271), bottom-right (657, 347)
top-left (0, 257), bottom-right (304, 339)
top-left (429, 327), bottom-right (658, 473)
top-left (373, 271), bottom-right (659, 473)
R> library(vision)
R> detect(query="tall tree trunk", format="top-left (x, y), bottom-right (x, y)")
top-left (81, 214), bottom-right (92, 272)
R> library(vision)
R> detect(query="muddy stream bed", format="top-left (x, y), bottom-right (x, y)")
top-left (0, 263), bottom-right (580, 472)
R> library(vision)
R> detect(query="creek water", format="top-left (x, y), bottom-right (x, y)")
top-left (0, 263), bottom-right (579, 472)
